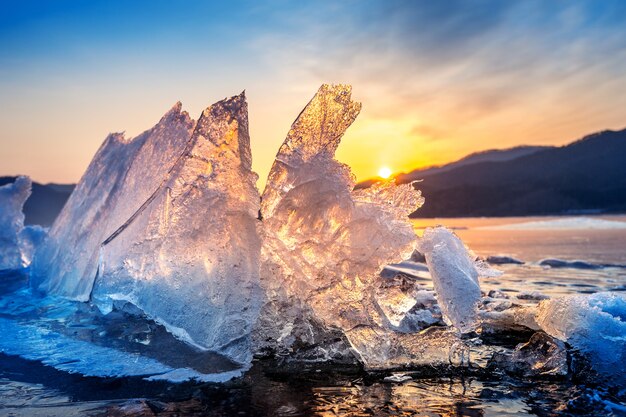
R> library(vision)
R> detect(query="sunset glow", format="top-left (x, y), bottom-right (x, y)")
top-left (1, 2), bottom-right (626, 187)
top-left (378, 167), bottom-right (392, 179)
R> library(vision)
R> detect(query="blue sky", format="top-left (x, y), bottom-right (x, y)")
top-left (2, 0), bottom-right (626, 183)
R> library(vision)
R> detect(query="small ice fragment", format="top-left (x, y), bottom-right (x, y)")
top-left (489, 332), bottom-right (568, 377)
top-left (384, 373), bottom-right (412, 383)
top-left (18, 225), bottom-right (47, 266)
top-left (486, 255), bottom-right (524, 265)
top-left (418, 227), bottom-right (481, 333)
top-left (488, 289), bottom-right (510, 299)
top-left (0, 176), bottom-right (31, 270)
top-left (535, 292), bottom-right (626, 384)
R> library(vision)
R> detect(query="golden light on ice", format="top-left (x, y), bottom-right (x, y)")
top-left (378, 166), bottom-right (392, 179)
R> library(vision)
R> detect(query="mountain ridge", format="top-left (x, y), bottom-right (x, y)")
top-left (394, 128), bottom-right (626, 217)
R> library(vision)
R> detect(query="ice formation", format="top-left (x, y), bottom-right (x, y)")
top-left (16, 83), bottom-right (624, 384)
top-left (92, 93), bottom-right (263, 365)
top-left (254, 84), bottom-right (427, 367)
top-left (32, 104), bottom-right (195, 299)
top-left (418, 227), bottom-right (483, 333)
top-left (535, 292), bottom-right (626, 384)
top-left (18, 225), bottom-right (47, 266)
top-left (489, 332), bottom-right (569, 377)
top-left (0, 176), bottom-right (32, 270)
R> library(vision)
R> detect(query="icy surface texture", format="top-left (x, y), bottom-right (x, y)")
top-left (489, 332), bottom-right (568, 377)
top-left (255, 84), bottom-right (426, 366)
top-left (93, 93), bottom-right (262, 365)
top-left (535, 292), bottom-right (626, 384)
top-left (418, 227), bottom-right (483, 333)
top-left (0, 176), bottom-right (31, 270)
top-left (31, 104), bottom-right (195, 300)
top-left (0, 286), bottom-right (243, 383)
top-left (18, 225), bottom-right (47, 267)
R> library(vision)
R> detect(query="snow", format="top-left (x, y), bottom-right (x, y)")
top-left (418, 227), bottom-right (482, 333)
top-left (92, 93), bottom-right (263, 365)
top-left (0, 176), bottom-right (31, 270)
top-left (535, 292), bottom-right (626, 384)
top-left (480, 217), bottom-right (626, 230)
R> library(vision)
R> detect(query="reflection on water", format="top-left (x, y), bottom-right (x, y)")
top-left (1, 355), bottom-right (612, 416)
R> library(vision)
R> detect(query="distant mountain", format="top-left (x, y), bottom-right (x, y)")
top-left (356, 145), bottom-right (552, 189)
top-left (358, 128), bottom-right (626, 218)
top-left (397, 145), bottom-right (553, 182)
top-left (0, 177), bottom-right (74, 226)
top-left (6, 128), bottom-right (626, 224)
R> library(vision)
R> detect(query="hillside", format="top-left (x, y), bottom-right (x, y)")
top-left (397, 129), bottom-right (626, 217)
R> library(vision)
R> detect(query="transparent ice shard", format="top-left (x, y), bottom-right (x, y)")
top-left (488, 332), bottom-right (569, 377)
top-left (0, 176), bottom-right (31, 270)
top-left (93, 93), bottom-right (262, 365)
top-left (535, 292), bottom-right (626, 384)
top-left (32, 104), bottom-right (195, 300)
top-left (418, 227), bottom-right (482, 333)
top-left (255, 84), bottom-right (426, 366)
top-left (18, 225), bottom-right (47, 267)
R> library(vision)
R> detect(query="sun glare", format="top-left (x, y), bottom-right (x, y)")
top-left (378, 166), bottom-right (392, 179)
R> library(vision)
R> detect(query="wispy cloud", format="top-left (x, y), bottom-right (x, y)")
top-left (1, 1), bottom-right (626, 182)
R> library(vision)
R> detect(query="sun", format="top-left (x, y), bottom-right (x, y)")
top-left (378, 166), bottom-right (392, 179)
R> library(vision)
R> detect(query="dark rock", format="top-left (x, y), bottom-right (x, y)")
top-left (486, 255), bottom-right (524, 265)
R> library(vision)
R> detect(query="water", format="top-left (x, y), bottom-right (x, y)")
top-left (1, 215), bottom-right (625, 416)
top-left (413, 215), bottom-right (626, 298)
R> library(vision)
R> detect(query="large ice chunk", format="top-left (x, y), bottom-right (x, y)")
top-left (255, 84), bottom-right (426, 366)
top-left (418, 227), bottom-right (482, 333)
top-left (31, 103), bottom-right (195, 300)
top-left (0, 176), bottom-right (31, 270)
top-left (535, 292), bottom-right (626, 384)
top-left (92, 93), bottom-right (263, 365)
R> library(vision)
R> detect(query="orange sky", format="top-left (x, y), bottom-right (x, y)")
top-left (1, 2), bottom-right (626, 185)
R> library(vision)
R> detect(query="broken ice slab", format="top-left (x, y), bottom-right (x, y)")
top-left (0, 176), bottom-right (31, 270)
top-left (488, 332), bottom-right (569, 378)
top-left (93, 93), bottom-right (262, 365)
top-left (418, 227), bottom-right (482, 333)
top-left (0, 286), bottom-right (245, 383)
top-left (535, 292), bottom-right (626, 385)
top-left (31, 104), bottom-right (195, 300)
top-left (345, 325), bottom-right (495, 371)
top-left (255, 84), bottom-right (424, 361)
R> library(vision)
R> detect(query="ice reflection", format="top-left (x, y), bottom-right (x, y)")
top-left (0, 355), bottom-right (612, 416)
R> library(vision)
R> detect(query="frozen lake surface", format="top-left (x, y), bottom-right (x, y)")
top-left (1, 215), bottom-right (625, 416)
